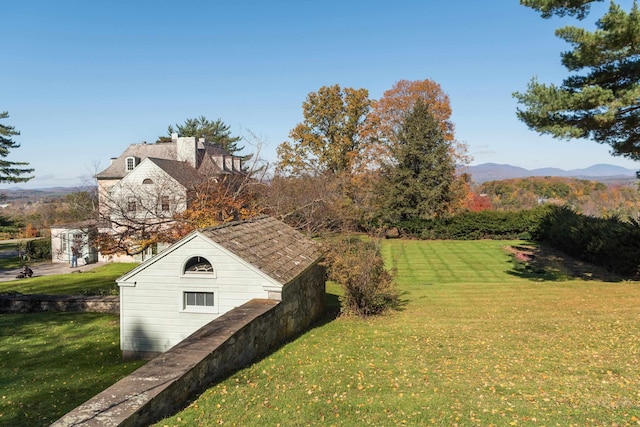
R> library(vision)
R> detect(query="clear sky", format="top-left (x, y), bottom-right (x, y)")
top-left (2, 0), bottom-right (638, 189)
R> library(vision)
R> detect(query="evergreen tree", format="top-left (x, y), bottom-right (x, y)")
top-left (159, 116), bottom-right (245, 155)
top-left (514, 1), bottom-right (640, 162)
top-left (0, 112), bottom-right (34, 183)
top-left (376, 100), bottom-right (457, 223)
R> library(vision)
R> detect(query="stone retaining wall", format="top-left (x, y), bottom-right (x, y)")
top-left (52, 263), bottom-right (325, 427)
top-left (0, 294), bottom-right (119, 313)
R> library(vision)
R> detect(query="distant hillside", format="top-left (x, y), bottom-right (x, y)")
top-left (0, 186), bottom-right (93, 203)
top-left (465, 163), bottom-right (638, 183)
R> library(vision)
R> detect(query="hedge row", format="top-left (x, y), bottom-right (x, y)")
top-left (534, 206), bottom-right (640, 277)
top-left (24, 238), bottom-right (52, 261)
top-left (394, 205), bottom-right (553, 240)
top-left (392, 205), bottom-right (640, 277)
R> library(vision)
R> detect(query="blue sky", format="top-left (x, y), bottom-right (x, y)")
top-left (2, 0), bottom-right (638, 189)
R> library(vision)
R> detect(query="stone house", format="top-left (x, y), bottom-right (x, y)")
top-left (116, 216), bottom-right (325, 359)
top-left (51, 134), bottom-right (245, 264)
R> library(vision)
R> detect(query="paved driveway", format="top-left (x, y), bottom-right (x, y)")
top-left (0, 239), bottom-right (106, 282)
top-left (0, 260), bottom-right (105, 282)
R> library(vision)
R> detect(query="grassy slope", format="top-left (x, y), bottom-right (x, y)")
top-left (0, 263), bottom-right (137, 295)
top-left (0, 312), bottom-right (145, 426)
top-left (0, 262), bottom-right (143, 426)
top-left (155, 240), bottom-right (640, 426)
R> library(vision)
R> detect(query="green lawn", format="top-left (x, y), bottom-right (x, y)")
top-left (155, 240), bottom-right (640, 426)
top-left (0, 241), bottom-right (22, 270)
top-left (0, 263), bottom-right (137, 295)
top-left (0, 261), bottom-right (142, 426)
top-left (0, 312), bottom-right (145, 427)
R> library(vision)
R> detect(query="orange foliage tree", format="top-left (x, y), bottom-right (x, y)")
top-left (166, 176), bottom-right (263, 242)
top-left (276, 84), bottom-right (371, 176)
top-left (367, 79), bottom-right (471, 167)
top-left (367, 79), bottom-right (471, 217)
top-left (370, 79), bottom-right (455, 142)
top-left (273, 79), bottom-right (471, 231)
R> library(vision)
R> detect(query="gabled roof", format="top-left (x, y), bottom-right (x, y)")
top-left (199, 216), bottom-right (324, 284)
top-left (95, 142), bottom-right (178, 179)
top-left (117, 216), bottom-right (324, 285)
top-left (95, 140), bottom-right (231, 180)
top-left (145, 158), bottom-right (205, 188)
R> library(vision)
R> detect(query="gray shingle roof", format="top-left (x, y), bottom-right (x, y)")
top-left (146, 158), bottom-right (205, 188)
top-left (95, 141), bottom-right (230, 180)
top-left (200, 216), bottom-right (324, 284)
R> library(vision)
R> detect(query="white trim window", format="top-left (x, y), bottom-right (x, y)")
top-left (160, 196), bottom-right (170, 212)
top-left (125, 156), bottom-right (137, 171)
top-left (184, 291), bottom-right (214, 307)
top-left (182, 256), bottom-right (216, 277)
top-left (180, 288), bottom-right (219, 313)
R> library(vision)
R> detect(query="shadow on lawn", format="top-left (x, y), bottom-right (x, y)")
top-left (504, 243), bottom-right (624, 283)
top-left (0, 312), bottom-right (143, 427)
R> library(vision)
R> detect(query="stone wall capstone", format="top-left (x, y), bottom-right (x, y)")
top-left (0, 294), bottom-right (119, 314)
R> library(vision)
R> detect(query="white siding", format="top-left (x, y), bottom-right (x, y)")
top-left (106, 161), bottom-right (188, 222)
top-left (119, 234), bottom-right (281, 353)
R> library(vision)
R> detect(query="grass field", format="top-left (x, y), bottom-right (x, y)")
top-left (155, 240), bottom-right (640, 426)
top-left (0, 312), bottom-right (145, 426)
top-left (0, 263), bottom-right (137, 295)
top-left (0, 241), bottom-right (23, 270)
top-left (0, 261), bottom-right (142, 426)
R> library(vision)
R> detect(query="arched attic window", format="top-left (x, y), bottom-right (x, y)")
top-left (142, 178), bottom-right (153, 184)
top-left (183, 256), bottom-right (214, 274)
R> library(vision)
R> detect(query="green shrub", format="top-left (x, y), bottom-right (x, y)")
top-left (394, 205), bottom-right (553, 240)
top-left (23, 238), bottom-right (52, 261)
top-left (324, 237), bottom-right (400, 317)
top-left (534, 206), bottom-right (640, 277)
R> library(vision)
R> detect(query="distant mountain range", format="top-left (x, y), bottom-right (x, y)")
top-left (465, 163), bottom-right (638, 183)
top-left (0, 166), bottom-right (637, 197)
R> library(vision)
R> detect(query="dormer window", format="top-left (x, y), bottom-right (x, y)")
top-left (142, 178), bottom-right (153, 185)
top-left (125, 157), bottom-right (138, 171)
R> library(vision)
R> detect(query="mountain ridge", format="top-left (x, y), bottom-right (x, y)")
top-left (465, 163), bottom-right (637, 183)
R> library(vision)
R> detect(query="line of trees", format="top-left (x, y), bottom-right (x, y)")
top-left (269, 79), bottom-right (471, 234)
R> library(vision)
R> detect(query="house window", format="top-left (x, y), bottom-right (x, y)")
top-left (161, 196), bottom-right (170, 212)
top-left (127, 198), bottom-right (136, 212)
top-left (125, 157), bottom-right (136, 171)
top-left (142, 178), bottom-right (153, 184)
top-left (183, 256), bottom-right (214, 274)
top-left (184, 291), bottom-right (214, 308)
top-left (180, 288), bottom-right (218, 313)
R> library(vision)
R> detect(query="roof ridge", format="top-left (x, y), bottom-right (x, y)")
top-left (200, 215), bottom-right (270, 233)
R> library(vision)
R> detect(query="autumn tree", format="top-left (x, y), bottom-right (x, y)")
top-left (371, 79), bottom-right (455, 143)
top-left (276, 84), bottom-right (371, 176)
top-left (0, 112), bottom-right (34, 183)
top-left (376, 100), bottom-right (460, 223)
top-left (168, 175), bottom-right (263, 240)
top-left (514, 0), bottom-right (640, 162)
top-left (368, 79), bottom-right (470, 167)
top-left (159, 116), bottom-right (245, 156)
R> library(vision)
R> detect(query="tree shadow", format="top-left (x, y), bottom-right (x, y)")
top-left (505, 242), bottom-right (624, 282)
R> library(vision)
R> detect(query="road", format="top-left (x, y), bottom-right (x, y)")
top-left (0, 241), bottom-right (105, 282)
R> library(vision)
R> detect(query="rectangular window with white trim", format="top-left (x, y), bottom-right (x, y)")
top-left (181, 290), bottom-right (218, 313)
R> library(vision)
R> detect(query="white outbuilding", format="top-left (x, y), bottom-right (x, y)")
top-left (116, 216), bottom-right (325, 358)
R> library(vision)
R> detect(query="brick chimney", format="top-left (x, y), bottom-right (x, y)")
top-left (176, 137), bottom-right (198, 168)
